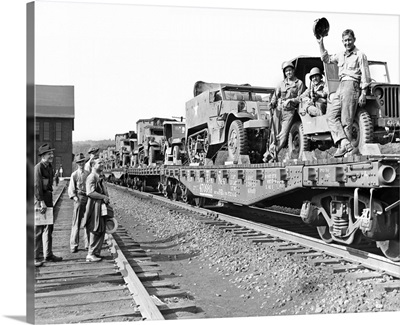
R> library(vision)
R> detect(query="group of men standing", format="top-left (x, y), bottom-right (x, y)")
top-left (265, 28), bottom-right (371, 161)
top-left (34, 146), bottom-right (110, 267)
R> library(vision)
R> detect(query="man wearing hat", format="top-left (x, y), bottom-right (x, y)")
top-left (68, 153), bottom-right (91, 253)
top-left (34, 144), bottom-right (63, 266)
top-left (317, 28), bottom-right (371, 157)
top-left (264, 61), bottom-right (305, 161)
top-left (84, 147), bottom-right (100, 173)
top-left (300, 67), bottom-right (328, 116)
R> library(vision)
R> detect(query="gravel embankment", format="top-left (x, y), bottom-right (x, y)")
top-left (108, 186), bottom-right (400, 317)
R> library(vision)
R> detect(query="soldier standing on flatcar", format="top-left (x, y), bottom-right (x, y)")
top-left (34, 144), bottom-right (63, 267)
top-left (68, 153), bottom-right (90, 253)
top-left (317, 29), bottom-right (371, 157)
top-left (82, 158), bottom-right (110, 262)
top-left (264, 61), bottom-right (305, 162)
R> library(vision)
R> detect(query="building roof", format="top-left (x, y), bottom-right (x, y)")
top-left (35, 85), bottom-right (75, 118)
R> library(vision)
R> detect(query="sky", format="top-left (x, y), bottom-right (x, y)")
top-left (33, 0), bottom-right (400, 141)
top-left (0, 1), bottom-right (399, 325)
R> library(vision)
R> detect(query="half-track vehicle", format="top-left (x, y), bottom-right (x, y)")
top-left (286, 56), bottom-right (400, 159)
top-left (162, 121), bottom-right (186, 165)
top-left (186, 81), bottom-right (275, 164)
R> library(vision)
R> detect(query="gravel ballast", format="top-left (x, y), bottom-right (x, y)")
top-left (108, 186), bottom-right (400, 320)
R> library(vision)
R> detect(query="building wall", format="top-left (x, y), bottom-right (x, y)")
top-left (35, 117), bottom-right (74, 176)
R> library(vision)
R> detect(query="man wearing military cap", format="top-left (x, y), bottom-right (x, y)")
top-left (68, 153), bottom-right (90, 253)
top-left (34, 144), bottom-right (63, 266)
top-left (84, 147), bottom-right (100, 172)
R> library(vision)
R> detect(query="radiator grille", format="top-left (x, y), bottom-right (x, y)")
top-left (383, 87), bottom-right (400, 118)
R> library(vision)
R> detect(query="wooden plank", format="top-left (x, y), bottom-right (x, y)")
top-left (132, 265), bottom-right (162, 273)
top-left (345, 271), bottom-right (384, 280)
top-left (276, 245), bottom-right (303, 251)
top-left (36, 269), bottom-right (118, 280)
top-left (38, 307), bottom-right (141, 324)
top-left (35, 275), bottom-right (123, 289)
top-left (142, 280), bottom-right (174, 288)
top-left (35, 295), bottom-right (134, 309)
top-left (37, 264), bottom-right (117, 274)
top-left (329, 264), bottom-right (364, 273)
top-left (147, 287), bottom-right (187, 298)
top-left (158, 301), bottom-right (197, 314)
top-left (286, 249), bottom-right (314, 255)
top-left (136, 272), bottom-right (159, 281)
top-left (106, 234), bottom-right (164, 320)
top-left (309, 258), bottom-right (342, 265)
top-left (375, 280), bottom-right (400, 292)
top-left (35, 285), bottom-right (126, 298)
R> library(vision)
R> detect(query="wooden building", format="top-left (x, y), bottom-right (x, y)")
top-left (35, 85), bottom-right (75, 176)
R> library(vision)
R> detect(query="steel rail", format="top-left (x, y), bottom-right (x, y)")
top-left (113, 184), bottom-right (400, 278)
top-left (53, 181), bottom-right (164, 321)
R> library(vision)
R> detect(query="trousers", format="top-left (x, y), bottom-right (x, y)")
top-left (327, 80), bottom-right (360, 144)
top-left (34, 224), bottom-right (53, 259)
top-left (273, 107), bottom-right (295, 151)
top-left (70, 194), bottom-right (89, 250)
top-left (88, 231), bottom-right (105, 256)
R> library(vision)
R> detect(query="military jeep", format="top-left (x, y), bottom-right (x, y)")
top-left (186, 81), bottom-right (275, 164)
top-left (286, 56), bottom-right (400, 159)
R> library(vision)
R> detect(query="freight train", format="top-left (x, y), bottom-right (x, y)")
top-left (104, 56), bottom-right (400, 262)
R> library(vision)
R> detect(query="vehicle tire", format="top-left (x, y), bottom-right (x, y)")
top-left (149, 146), bottom-right (155, 164)
top-left (288, 121), bottom-right (310, 159)
top-left (227, 120), bottom-right (248, 162)
top-left (351, 109), bottom-right (373, 148)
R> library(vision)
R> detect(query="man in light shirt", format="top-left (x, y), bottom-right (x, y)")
top-left (68, 153), bottom-right (90, 253)
top-left (317, 29), bottom-right (371, 157)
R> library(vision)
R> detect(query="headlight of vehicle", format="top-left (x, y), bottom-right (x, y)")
top-left (374, 87), bottom-right (383, 99)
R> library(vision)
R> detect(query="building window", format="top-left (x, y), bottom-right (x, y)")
top-left (35, 122), bottom-right (40, 139)
top-left (43, 122), bottom-right (50, 141)
top-left (55, 156), bottom-right (62, 170)
top-left (56, 122), bottom-right (62, 141)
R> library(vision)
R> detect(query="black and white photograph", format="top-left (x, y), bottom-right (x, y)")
top-left (2, 0), bottom-right (400, 325)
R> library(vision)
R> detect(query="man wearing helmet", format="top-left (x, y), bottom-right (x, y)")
top-left (300, 67), bottom-right (328, 116)
top-left (317, 29), bottom-right (371, 157)
top-left (264, 61), bottom-right (305, 161)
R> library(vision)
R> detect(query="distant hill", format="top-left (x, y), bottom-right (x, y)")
top-left (73, 139), bottom-right (115, 157)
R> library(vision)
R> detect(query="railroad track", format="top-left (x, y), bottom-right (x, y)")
top-left (34, 181), bottom-right (199, 323)
top-left (110, 184), bottom-right (400, 289)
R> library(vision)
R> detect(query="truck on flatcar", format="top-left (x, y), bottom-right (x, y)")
top-left (136, 117), bottom-right (177, 166)
top-left (285, 56), bottom-right (400, 159)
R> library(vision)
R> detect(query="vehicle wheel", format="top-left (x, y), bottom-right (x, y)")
top-left (227, 120), bottom-right (248, 162)
top-left (351, 109), bottom-right (373, 148)
top-left (149, 147), bottom-right (155, 164)
top-left (288, 121), bottom-right (310, 159)
top-left (172, 146), bottom-right (180, 164)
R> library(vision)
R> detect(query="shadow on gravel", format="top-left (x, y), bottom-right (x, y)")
top-left (140, 232), bottom-right (188, 245)
top-left (151, 252), bottom-right (200, 262)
